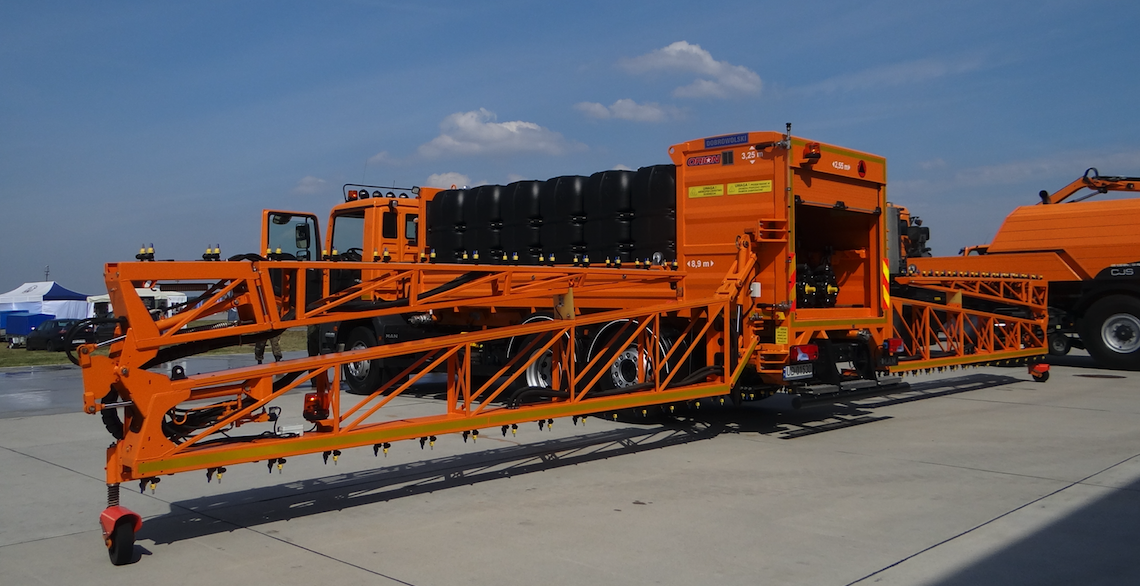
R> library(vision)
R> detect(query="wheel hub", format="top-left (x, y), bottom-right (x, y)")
top-left (610, 348), bottom-right (650, 388)
top-left (344, 340), bottom-right (371, 379)
top-left (525, 350), bottom-right (554, 387)
top-left (1102, 313), bottom-right (1140, 354)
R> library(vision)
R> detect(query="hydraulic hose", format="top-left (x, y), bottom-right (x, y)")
top-left (64, 317), bottom-right (123, 366)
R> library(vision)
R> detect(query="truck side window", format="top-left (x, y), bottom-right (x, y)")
top-left (267, 213), bottom-right (319, 260)
top-left (331, 210), bottom-right (365, 253)
top-left (382, 211), bottom-right (398, 239)
top-left (406, 214), bottom-right (418, 243)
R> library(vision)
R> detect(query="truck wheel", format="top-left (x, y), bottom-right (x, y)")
top-left (1080, 295), bottom-right (1140, 370)
top-left (1048, 332), bottom-right (1071, 356)
top-left (508, 313), bottom-right (577, 392)
top-left (519, 333), bottom-right (559, 389)
top-left (343, 327), bottom-right (382, 394)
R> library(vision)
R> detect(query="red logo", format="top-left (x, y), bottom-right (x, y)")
top-left (857, 160), bottom-right (866, 178)
top-left (686, 154), bottom-right (721, 167)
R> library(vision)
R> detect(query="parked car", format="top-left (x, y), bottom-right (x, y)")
top-left (25, 319), bottom-right (94, 351)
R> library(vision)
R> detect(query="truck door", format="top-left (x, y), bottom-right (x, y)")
top-left (373, 199), bottom-right (421, 262)
top-left (262, 211), bottom-right (321, 261)
top-left (261, 211), bottom-right (323, 307)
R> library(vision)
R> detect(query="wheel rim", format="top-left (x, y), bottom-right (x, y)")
top-left (610, 348), bottom-right (650, 388)
top-left (524, 350), bottom-right (554, 387)
top-left (1050, 336), bottom-right (1067, 353)
top-left (1101, 313), bottom-right (1140, 354)
top-left (344, 340), bottom-right (371, 380)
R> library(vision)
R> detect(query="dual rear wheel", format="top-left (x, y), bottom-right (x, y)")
top-left (1080, 295), bottom-right (1140, 370)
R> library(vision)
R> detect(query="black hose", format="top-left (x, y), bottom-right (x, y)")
top-left (319, 270), bottom-right (492, 313)
top-left (510, 365), bottom-right (726, 407)
top-left (228, 253), bottom-right (267, 262)
top-left (140, 329), bottom-right (284, 370)
top-left (101, 388), bottom-right (124, 440)
top-left (509, 387), bottom-right (571, 407)
top-left (64, 317), bottom-right (122, 366)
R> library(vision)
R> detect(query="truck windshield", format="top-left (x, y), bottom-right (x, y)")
top-left (331, 210), bottom-right (365, 253)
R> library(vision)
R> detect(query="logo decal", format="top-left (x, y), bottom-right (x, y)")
top-left (687, 154), bottom-right (722, 167)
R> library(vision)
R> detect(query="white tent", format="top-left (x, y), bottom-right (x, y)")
top-left (0, 281), bottom-right (91, 319)
top-left (87, 288), bottom-right (188, 319)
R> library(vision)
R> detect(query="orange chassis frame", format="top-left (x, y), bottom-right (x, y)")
top-left (82, 253), bottom-right (1047, 561)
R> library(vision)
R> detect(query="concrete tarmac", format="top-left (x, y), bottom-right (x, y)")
top-left (0, 352), bottom-right (1137, 585)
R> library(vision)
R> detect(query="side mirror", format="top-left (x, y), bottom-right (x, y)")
top-left (295, 224), bottom-right (311, 249)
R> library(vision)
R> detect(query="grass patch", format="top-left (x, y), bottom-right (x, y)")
top-left (0, 327), bottom-right (310, 368)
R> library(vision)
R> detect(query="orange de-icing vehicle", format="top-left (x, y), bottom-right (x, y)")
top-left (78, 126), bottom-right (1048, 564)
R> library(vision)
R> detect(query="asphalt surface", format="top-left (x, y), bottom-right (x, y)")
top-left (1, 350), bottom-right (1138, 585)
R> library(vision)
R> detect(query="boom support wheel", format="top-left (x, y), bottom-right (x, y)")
top-left (101, 484), bottom-right (141, 566)
top-left (107, 521), bottom-right (135, 566)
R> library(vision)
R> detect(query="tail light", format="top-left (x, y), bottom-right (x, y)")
top-left (790, 344), bottom-right (819, 362)
top-left (884, 338), bottom-right (905, 354)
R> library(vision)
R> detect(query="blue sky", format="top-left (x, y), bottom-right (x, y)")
top-left (2, 0), bottom-right (1137, 295)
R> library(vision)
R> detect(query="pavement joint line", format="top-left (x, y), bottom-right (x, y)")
top-left (163, 498), bottom-right (418, 585)
top-left (0, 528), bottom-right (92, 550)
top-left (0, 444), bottom-right (108, 486)
top-left (944, 395), bottom-right (1138, 414)
top-left (1, 439), bottom-right (416, 583)
top-left (844, 450), bottom-right (1140, 586)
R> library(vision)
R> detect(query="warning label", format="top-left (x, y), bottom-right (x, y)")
top-left (688, 184), bottom-right (725, 198)
top-left (727, 180), bottom-right (773, 195)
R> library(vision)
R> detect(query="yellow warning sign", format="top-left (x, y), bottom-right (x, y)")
top-left (775, 326), bottom-right (789, 345)
top-left (727, 180), bottom-right (773, 195)
top-left (688, 184), bottom-right (725, 198)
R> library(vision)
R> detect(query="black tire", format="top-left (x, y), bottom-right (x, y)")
top-left (108, 520), bottom-right (135, 566)
top-left (1080, 295), bottom-right (1140, 370)
top-left (306, 326), bottom-right (321, 357)
top-left (1048, 332), bottom-right (1071, 356)
top-left (46, 339), bottom-right (59, 352)
top-left (342, 326), bottom-right (382, 394)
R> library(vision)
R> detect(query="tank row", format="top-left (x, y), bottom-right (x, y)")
top-left (425, 165), bottom-right (677, 265)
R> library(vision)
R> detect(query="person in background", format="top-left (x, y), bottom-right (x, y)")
top-left (255, 331), bottom-right (283, 364)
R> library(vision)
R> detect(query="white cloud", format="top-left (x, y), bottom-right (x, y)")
top-left (620, 41), bottom-right (761, 99)
top-left (795, 56), bottom-right (984, 96)
top-left (574, 99), bottom-right (678, 122)
top-left (506, 173), bottom-right (528, 183)
top-left (368, 151), bottom-right (396, 165)
top-left (574, 102), bottom-right (611, 119)
top-left (417, 108), bottom-right (584, 158)
top-left (918, 158), bottom-right (947, 170)
top-left (292, 175), bottom-right (327, 195)
top-left (612, 164), bottom-right (632, 171)
top-left (953, 150), bottom-right (1140, 188)
top-left (424, 172), bottom-right (471, 189)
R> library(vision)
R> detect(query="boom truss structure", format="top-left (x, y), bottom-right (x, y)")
top-left (81, 254), bottom-right (1046, 564)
